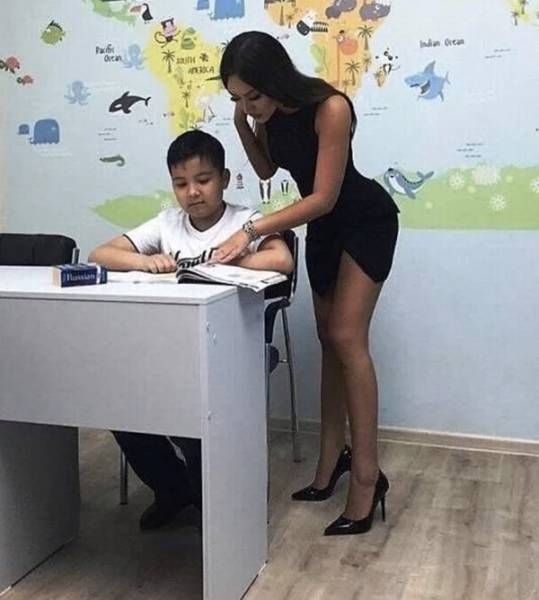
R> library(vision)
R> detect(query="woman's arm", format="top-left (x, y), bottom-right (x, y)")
top-left (235, 104), bottom-right (278, 180)
top-left (89, 236), bottom-right (176, 273)
top-left (213, 95), bottom-right (352, 263)
top-left (233, 236), bottom-right (294, 274)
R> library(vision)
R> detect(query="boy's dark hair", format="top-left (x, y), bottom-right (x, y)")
top-left (167, 130), bottom-right (225, 173)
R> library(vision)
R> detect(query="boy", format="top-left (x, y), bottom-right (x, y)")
top-left (90, 130), bottom-right (293, 275)
top-left (89, 130), bottom-right (293, 530)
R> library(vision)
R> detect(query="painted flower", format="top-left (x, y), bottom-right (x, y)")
top-left (530, 177), bottom-right (539, 194)
top-left (489, 194), bottom-right (507, 212)
top-left (448, 172), bottom-right (465, 190)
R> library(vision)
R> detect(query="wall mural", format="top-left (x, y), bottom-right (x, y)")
top-left (1, 0), bottom-right (539, 235)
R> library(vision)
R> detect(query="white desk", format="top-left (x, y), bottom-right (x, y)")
top-left (0, 266), bottom-right (267, 600)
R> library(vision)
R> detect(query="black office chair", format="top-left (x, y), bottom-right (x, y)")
top-left (0, 233), bottom-right (79, 265)
top-left (263, 229), bottom-right (300, 463)
top-left (118, 229), bottom-right (301, 505)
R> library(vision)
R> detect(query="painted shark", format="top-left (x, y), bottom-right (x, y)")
top-left (383, 168), bottom-right (434, 199)
top-left (404, 61), bottom-right (449, 101)
top-left (109, 91), bottom-right (151, 114)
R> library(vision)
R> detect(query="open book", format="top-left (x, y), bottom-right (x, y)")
top-left (109, 263), bottom-right (286, 293)
top-left (176, 263), bottom-right (286, 292)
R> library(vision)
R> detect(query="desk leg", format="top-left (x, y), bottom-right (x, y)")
top-left (201, 294), bottom-right (267, 600)
top-left (0, 422), bottom-right (80, 592)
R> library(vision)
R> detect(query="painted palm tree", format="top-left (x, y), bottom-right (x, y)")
top-left (363, 52), bottom-right (372, 73)
top-left (182, 89), bottom-right (191, 108)
top-left (519, 0), bottom-right (528, 14)
top-left (286, 11), bottom-right (295, 28)
top-left (344, 60), bottom-right (362, 86)
top-left (511, 9), bottom-right (520, 24)
top-left (358, 25), bottom-right (374, 52)
top-left (278, 0), bottom-right (287, 27)
top-left (162, 49), bottom-right (176, 74)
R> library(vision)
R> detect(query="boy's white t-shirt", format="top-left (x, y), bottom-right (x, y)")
top-left (124, 203), bottom-right (267, 259)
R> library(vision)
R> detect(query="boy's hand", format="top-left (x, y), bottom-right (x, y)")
top-left (139, 253), bottom-right (176, 273)
top-left (211, 230), bottom-right (250, 264)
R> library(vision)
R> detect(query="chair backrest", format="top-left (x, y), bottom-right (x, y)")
top-left (0, 233), bottom-right (78, 266)
top-left (264, 229), bottom-right (299, 303)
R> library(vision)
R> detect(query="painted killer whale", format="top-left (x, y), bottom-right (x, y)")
top-left (109, 91), bottom-right (151, 114)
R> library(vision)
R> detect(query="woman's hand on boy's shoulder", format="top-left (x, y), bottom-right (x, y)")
top-left (139, 253), bottom-right (176, 273)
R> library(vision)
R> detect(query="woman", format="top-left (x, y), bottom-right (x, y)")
top-left (214, 31), bottom-right (399, 536)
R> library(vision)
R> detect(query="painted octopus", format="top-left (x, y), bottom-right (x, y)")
top-left (122, 44), bottom-right (145, 69)
top-left (65, 81), bottom-right (91, 105)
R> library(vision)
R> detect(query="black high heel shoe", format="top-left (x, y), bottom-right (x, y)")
top-left (291, 445), bottom-right (352, 502)
top-left (323, 470), bottom-right (389, 536)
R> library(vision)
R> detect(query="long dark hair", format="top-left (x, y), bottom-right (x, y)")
top-left (220, 31), bottom-right (356, 136)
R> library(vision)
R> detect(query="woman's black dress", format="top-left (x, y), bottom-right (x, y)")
top-left (265, 102), bottom-right (399, 296)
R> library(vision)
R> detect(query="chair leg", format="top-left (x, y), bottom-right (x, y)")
top-left (120, 450), bottom-right (129, 505)
top-left (265, 343), bottom-right (271, 512)
top-left (281, 308), bottom-right (301, 463)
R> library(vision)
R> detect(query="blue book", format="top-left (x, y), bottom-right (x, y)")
top-left (52, 263), bottom-right (108, 287)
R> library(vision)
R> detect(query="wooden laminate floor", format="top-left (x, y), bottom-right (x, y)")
top-left (3, 430), bottom-right (538, 600)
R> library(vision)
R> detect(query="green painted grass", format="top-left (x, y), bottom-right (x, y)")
top-left (382, 165), bottom-right (539, 230)
top-left (93, 191), bottom-right (174, 228)
top-left (93, 166), bottom-right (539, 231)
top-left (257, 191), bottom-right (297, 215)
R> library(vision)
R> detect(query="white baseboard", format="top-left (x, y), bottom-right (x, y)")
top-left (270, 418), bottom-right (539, 457)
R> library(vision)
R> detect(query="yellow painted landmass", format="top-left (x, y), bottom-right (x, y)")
top-left (145, 23), bottom-right (223, 134)
top-left (507, 0), bottom-right (539, 26)
top-left (265, 0), bottom-right (389, 95)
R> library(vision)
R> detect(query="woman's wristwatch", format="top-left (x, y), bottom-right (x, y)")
top-left (242, 219), bottom-right (260, 243)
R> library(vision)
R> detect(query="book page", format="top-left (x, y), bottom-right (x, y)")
top-left (108, 271), bottom-right (177, 284)
top-left (190, 264), bottom-right (286, 292)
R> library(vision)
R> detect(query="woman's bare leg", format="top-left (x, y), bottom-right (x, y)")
top-left (311, 290), bottom-right (348, 488)
top-left (327, 252), bottom-right (382, 519)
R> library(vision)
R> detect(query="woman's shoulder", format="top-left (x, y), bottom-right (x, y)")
top-left (317, 94), bottom-right (351, 117)
top-left (314, 94), bottom-right (353, 132)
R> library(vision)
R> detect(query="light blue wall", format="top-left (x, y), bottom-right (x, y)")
top-left (2, 1), bottom-right (538, 442)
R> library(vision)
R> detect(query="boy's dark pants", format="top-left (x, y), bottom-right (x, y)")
top-left (112, 431), bottom-right (202, 508)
